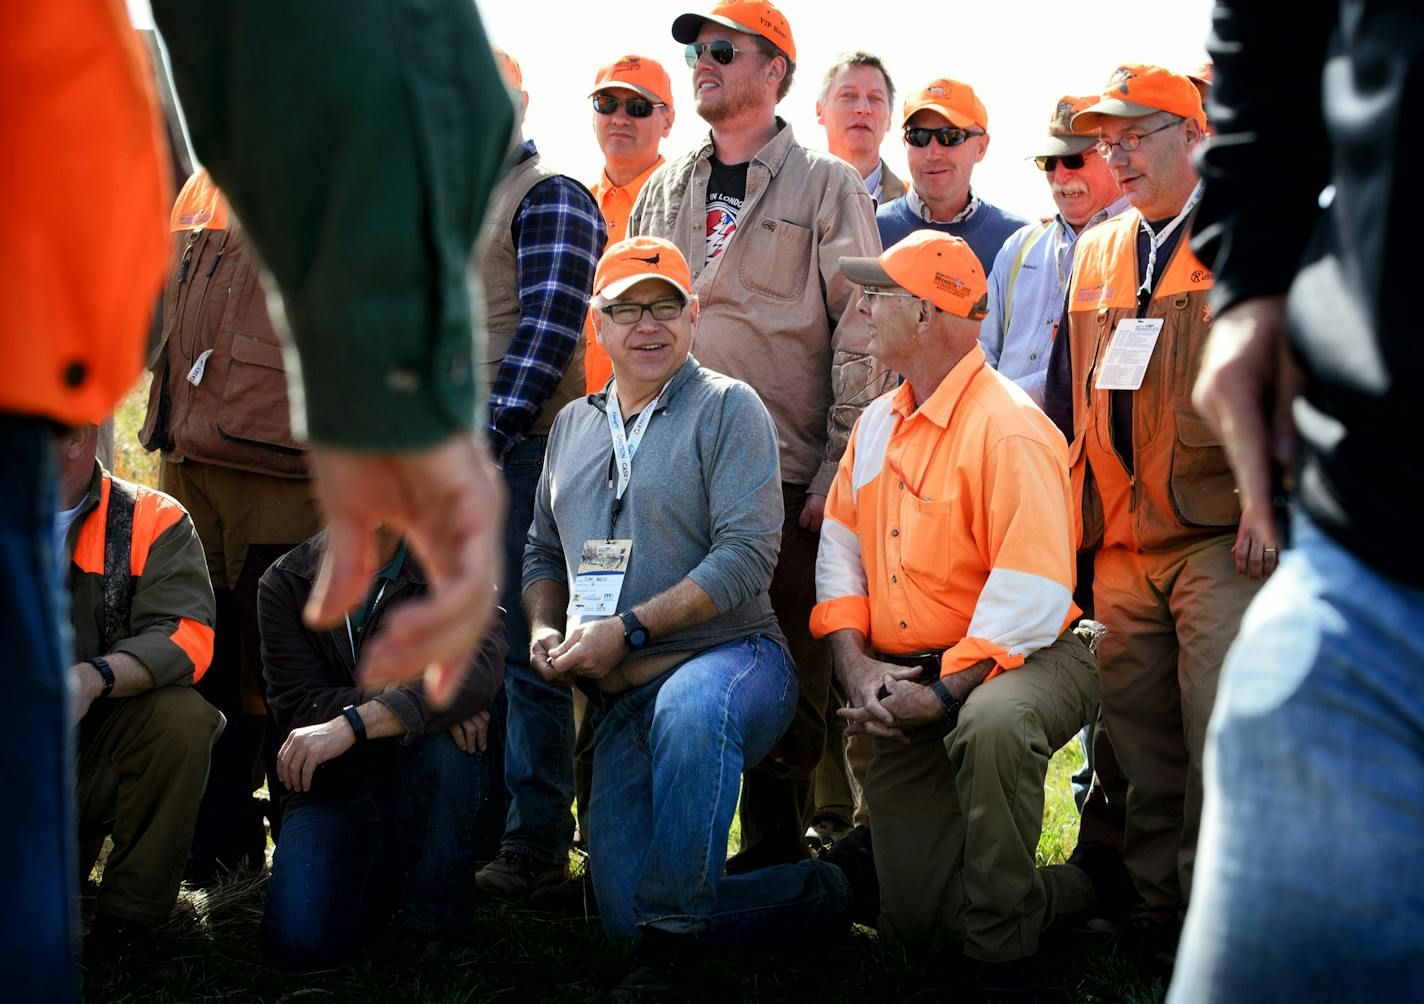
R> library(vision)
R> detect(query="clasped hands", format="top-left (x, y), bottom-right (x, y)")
top-left (530, 618), bottom-right (627, 686)
top-left (836, 653), bottom-right (991, 742)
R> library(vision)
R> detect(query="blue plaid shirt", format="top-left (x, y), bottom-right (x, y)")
top-left (487, 141), bottom-right (606, 462)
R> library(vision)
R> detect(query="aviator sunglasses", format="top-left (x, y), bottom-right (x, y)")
top-left (592, 94), bottom-right (663, 118)
top-left (684, 39), bottom-right (767, 67)
top-left (904, 125), bottom-right (984, 148)
top-left (1034, 152), bottom-right (1087, 172)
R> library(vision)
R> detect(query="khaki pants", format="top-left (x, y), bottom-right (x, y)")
top-left (868, 631), bottom-right (1100, 962)
top-left (1092, 535), bottom-right (1261, 923)
top-left (77, 688), bottom-right (224, 924)
top-left (810, 680), bottom-right (871, 827)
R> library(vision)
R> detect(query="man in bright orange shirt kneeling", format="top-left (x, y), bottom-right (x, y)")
top-left (813, 230), bottom-right (1099, 1000)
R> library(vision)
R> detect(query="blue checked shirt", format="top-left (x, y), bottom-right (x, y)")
top-left (486, 142), bottom-right (606, 463)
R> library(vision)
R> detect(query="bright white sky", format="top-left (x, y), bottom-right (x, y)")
top-left (130, 0), bottom-right (1211, 220)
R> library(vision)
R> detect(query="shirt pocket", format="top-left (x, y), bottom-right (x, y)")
top-left (738, 218), bottom-right (812, 301)
top-left (899, 494), bottom-right (954, 590)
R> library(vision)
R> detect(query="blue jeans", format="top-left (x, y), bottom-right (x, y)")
top-left (1170, 513), bottom-right (1424, 1002)
top-left (1, 415), bottom-right (74, 1002)
top-left (588, 635), bottom-right (851, 945)
top-left (498, 435), bottom-right (575, 863)
top-left (263, 732), bottom-right (485, 972)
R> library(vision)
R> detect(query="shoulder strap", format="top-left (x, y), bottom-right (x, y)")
top-left (102, 478), bottom-right (137, 653)
top-left (1001, 221), bottom-right (1055, 336)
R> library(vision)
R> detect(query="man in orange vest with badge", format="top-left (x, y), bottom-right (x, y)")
top-left (1044, 64), bottom-right (1271, 952)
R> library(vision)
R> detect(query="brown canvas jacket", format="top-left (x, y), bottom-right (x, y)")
top-left (142, 174), bottom-right (310, 478)
top-left (1066, 209), bottom-right (1240, 553)
top-left (628, 121), bottom-right (893, 495)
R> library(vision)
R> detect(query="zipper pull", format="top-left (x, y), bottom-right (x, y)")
top-left (1128, 475), bottom-right (1136, 513)
top-left (177, 242), bottom-right (195, 285)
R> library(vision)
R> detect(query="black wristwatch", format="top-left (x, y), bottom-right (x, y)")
top-left (929, 677), bottom-right (963, 724)
top-left (619, 611), bottom-right (650, 651)
top-left (89, 657), bottom-right (116, 699)
top-left (341, 704), bottom-right (367, 743)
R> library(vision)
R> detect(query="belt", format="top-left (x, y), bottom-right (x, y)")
top-left (874, 650), bottom-right (942, 681)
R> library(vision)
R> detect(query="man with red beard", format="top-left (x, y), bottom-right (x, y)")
top-left (628, 0), bottom-right (891, 871)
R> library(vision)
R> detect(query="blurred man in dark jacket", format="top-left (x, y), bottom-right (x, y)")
top-left (1171, 1), bottom-right (1424, 999)
top-left (258, 529), bottom-right (506, 972)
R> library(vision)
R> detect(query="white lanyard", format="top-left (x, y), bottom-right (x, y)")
top-left (605, 380), bottom-right (669, 503)
top-left (1138, 181), bottom-right (1203, 297)
top-left (345, 581), bottom-right (389, 659)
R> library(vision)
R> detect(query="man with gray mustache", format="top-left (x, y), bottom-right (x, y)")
top-left (980, 94), bottom-right (1127, 407)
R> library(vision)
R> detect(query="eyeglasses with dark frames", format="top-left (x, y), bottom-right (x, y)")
top-left (904, 126), bottom-right (984, 148)
top-left (600, 298), bottom-right (686, 324)
top-left (591, 94), bottom-right (664, 118)
top-left (1034, 152), bottom-right (1088, 172)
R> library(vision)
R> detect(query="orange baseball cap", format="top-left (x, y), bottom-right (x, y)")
top-left (902, 77), bottom-right (988, 131)
top-left (591, 54), bottom-right (674, 109)
top-left (594, 237), bottom-right (694, 302)
top-left (1033, 94), bottom-right (1098, 157)
top-left (1072, 63), bottom-right (1205, 130)
top-left (671, 1), bottom-right (797, 63)
top-left (493, 46), bottom-right (523, 90)
top-left (840, 230), bottom-right (989, 321)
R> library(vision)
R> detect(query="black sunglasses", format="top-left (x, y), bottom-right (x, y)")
top-left (684, 39), bottom-right (767, 67)
top-left (1034, 152), bottom-right (1087, 172)
top-left (592, 94), bottom-right (663, 118)
top-left (904, 126), bottom-right (984, 148)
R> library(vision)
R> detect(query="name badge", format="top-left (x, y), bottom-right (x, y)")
top-left (567, 539), bottom-right (633, 624)
top-left (1095, 318), bottom-right (1164, 391)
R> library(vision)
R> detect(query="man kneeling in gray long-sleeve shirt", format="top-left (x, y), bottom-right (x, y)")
top-left (522, 237), bottom-right (866, 1001)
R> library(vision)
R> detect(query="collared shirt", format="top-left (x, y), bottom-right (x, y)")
top-left (980, 195), bottom-right (1131, 406)
top-left (487, 140), bottom-right (606, 462)
top-left (592, 155), bottom-right (665, 247)
top-left (863, 160), bottom-right (885, 203)
top-left (811, 345), bottom-right (1080, 678)
top-left (907, 185), bottom-right (980, 224)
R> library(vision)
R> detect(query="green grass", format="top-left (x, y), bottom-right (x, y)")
top-left (112, 374), bottom-right (159, 488)
top-left (82, 744), bottom-right (1164, 1004)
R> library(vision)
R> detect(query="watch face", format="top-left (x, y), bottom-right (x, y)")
top-left (628, 628), bottom-right (649, 648)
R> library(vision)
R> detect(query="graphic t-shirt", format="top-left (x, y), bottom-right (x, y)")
top-left (705, 157), bottom-right (749, 261)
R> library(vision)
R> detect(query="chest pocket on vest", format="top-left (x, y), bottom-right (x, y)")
top-left (1169, 408), bottom-right (1239, 528)
top-left (739, 219), bottom-right (811, 301)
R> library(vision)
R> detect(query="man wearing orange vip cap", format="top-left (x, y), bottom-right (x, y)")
top-left (877, 78), bottom-right (1030, 270)
top-left (629, 0), bottom-right (892, 874)
top-left (584, 55), bottom-right (677, 393)
top-left (1040, 64), bottom-right (1267, 947)
top-left (523, 235), bottom-right (861, 997)
top-left (814, 229), bottom-right (1099, 996)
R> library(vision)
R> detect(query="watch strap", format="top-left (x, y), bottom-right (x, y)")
top-left (89, 657), bottom-right (116, 699)
top-left (341, 704), bottom-right (367, 743)
top-left (929, 677), bottom-right (962, 722)
top-left (619, 610), bottom-right (649, 649)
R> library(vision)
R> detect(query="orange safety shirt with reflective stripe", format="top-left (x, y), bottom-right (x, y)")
top-left (0, 0), bottom-right (169, 424)
top-left (67, 465), bottom-right (217, 686)
top-left (583, 156), bottom-right (665, 392)
top-left (811, 345), bottom-right (1081, 678)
